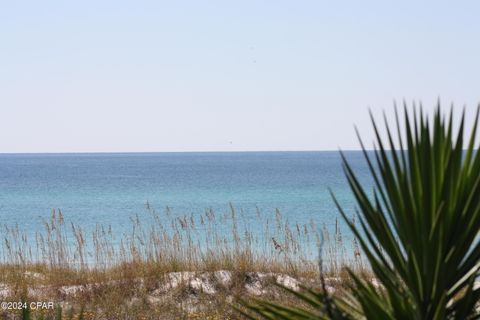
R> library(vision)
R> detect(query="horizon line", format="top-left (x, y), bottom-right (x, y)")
top-left (0, 149), bottom-right (369, 155)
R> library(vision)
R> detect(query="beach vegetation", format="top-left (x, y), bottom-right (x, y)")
top-left (240, 105), bottom-right (480, 319)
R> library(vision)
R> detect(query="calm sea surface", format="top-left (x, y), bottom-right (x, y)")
top-left (0, 151), bottom-right (373, 257)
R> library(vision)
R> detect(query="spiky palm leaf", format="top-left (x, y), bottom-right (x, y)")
top-left (239, 104), bottom-right (480, 319)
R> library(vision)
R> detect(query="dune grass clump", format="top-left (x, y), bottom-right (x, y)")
top-left (1, 206), bottom-right (360, 275)
top-left (0, 205), bottom-right (362, 319)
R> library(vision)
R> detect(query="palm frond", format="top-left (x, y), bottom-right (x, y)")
top-left (237, 104), bottom-right (480, 319)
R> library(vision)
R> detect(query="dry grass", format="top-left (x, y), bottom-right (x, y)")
top-left (0, 206), bottom-right (369, 319)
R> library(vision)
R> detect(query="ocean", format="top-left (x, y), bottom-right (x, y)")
top-left (0, 151), bottom-right (374, 261)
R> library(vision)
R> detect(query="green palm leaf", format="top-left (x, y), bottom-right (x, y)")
top-left (239, 104), bottom-right (480, 319)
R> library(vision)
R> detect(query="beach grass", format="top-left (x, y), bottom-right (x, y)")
top-left (0, 206), bottom-right (366, 319)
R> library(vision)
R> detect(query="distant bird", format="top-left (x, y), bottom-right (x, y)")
top-left (272, 237), bottom-right (283, 252)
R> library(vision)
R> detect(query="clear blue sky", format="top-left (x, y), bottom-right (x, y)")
top-left (1, 1), bottom-right (479, 153)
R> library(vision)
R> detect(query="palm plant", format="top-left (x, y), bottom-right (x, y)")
top-left (239, 104), bottom-right (480, 319)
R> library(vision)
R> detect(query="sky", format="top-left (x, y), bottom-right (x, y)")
top-left (1, 1), bottom-right (479, 153)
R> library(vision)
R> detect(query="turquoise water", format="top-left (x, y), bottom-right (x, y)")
top-left (0, 151), bottom-right (373, 259)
